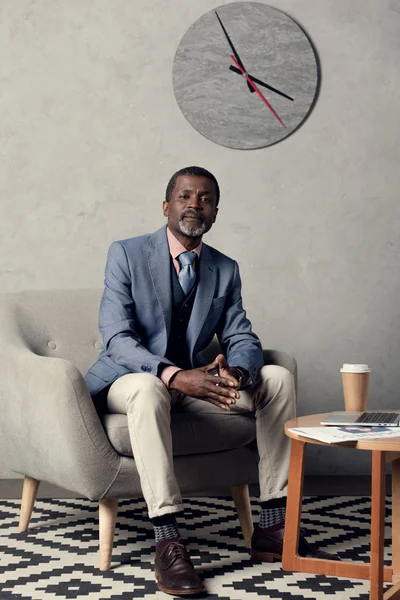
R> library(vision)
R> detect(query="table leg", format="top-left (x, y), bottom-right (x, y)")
top-left (370, 450), bottom-right (386, 600)
top-left (381, 456), bottom-right (400, 599)
top-left (383, 580), bottom-right (400, 600)
top-left (282, 437), bottom-right (392, 582)
top-left (282, 438), bottom-right (305, 571)
top-left (392, 458), bottom-right (400, 583)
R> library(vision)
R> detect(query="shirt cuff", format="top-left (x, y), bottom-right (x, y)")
top-left (160, 365), bottom-right (182, 388)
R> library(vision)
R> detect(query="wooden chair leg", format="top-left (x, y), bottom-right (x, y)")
top-left (230, 484), bottom-right (253, 548)
top-left (370, 451), bottom-right (386, 600)
top-left (19, 476), bottom-right (40, 532)
top-left (99, 498), bottom-right (118, 571)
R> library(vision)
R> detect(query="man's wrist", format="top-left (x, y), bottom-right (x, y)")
top-left (231, 367), bottom-right (249, 389)
top-left (168, 369), bottom-right (183, 389)
top-left (160, 365), bottom-right (181, 388)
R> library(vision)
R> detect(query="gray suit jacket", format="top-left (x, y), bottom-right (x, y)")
top-left (84, 226), bottom-right (263, 397)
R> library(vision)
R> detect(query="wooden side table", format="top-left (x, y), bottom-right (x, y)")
top-left (282, 413), bottom-right (400, 600)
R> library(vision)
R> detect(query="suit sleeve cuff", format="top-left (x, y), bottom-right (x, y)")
top-left (160, 366), bottom-right (182, 388)
top-left (231, 367), bottom-right (250, 390)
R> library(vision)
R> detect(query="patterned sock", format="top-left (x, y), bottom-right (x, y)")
top-left (150, 514), bottom-right (181, 547)
top-left (259, 497), bottom-right (286, 531)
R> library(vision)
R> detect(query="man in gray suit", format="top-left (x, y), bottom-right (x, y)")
top-left (84, 166), bottom-right (332, 596)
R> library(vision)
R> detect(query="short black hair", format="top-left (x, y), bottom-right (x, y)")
top-left (165, 166), bottom-right (220, 206)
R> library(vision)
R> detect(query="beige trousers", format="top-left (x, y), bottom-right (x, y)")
top-left (106, 365), bottom-right (296, 519)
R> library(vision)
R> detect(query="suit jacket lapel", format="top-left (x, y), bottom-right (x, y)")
top-left (146, 226), bottom-right (172, 341)
top-left (188, 243), bottom-right (216, 354)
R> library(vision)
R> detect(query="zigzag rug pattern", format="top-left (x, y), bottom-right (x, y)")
top-left (0, 495), bottom-right (393, 599)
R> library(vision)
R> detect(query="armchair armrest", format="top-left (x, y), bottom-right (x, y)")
top-left (0, 344), bottom-right (121, 500)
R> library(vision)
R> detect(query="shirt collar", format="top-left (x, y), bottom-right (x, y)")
top-left (166, 227), bottom-right (202, 260)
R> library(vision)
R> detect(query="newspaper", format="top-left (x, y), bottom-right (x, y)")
top-left (288, 426), bottom-right (400, 444)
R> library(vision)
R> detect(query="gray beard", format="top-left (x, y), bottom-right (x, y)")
top-left (178, 220), bottom-right (206, 237)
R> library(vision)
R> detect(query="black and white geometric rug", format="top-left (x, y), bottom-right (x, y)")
top-left (0, 496), bottom-right (393, 599)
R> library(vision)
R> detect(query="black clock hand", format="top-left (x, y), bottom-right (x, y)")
top-left (229, 65), bottom-right (294, 101)
top-left (215, 11), bottom-right (294, 102)
top-left (215, 11), bottom-right (253, 93)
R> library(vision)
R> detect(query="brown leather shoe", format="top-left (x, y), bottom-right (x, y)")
top-left (250, 526), bottom-right (341, 562)
top-left (154, 538), bottom-right (206, 596)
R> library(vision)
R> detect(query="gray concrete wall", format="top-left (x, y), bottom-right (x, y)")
top-left (1, 0), bottom-right (400, 478)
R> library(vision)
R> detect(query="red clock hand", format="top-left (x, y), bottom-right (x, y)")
top-left (230, 54), bottom-right (286, 127)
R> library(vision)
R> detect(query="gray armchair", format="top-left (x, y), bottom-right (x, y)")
top-left (0, 289), bottom-right (297, 570)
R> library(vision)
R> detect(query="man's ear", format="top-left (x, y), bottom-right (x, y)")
top-left (162, 201), bottom-right (169, 217)
top-left (213, 207), bottom-right (219, 223)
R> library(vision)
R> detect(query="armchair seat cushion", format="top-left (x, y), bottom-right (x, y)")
top-left (102, 411), bottom-right (257, 457)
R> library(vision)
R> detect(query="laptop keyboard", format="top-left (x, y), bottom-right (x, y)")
top-left (356, 412), bottom-right (399, 424)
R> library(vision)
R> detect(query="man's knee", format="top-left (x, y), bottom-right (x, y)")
top-left (128, 373), bottom-right (168, 394)
top-left (257, 365), bottom-right (296, 405)
top-left (120, 373), bottom-right (171, 412)
top-left (259, 364), bottom-right (294, 389)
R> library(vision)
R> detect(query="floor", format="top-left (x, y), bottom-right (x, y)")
top-left (0, 494), bottom-right (394, 599)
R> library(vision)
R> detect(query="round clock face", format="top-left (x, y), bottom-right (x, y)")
top-left (173, 2), bottom-right (319, 149)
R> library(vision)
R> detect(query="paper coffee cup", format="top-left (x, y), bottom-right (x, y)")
top-left (340, 364), bottom-right (370, 411)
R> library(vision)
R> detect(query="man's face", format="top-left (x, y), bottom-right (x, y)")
top-left (163, 175), bottom-right (218, 239)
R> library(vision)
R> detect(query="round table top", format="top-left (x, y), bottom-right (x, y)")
top-left (285, 413), bottom-right (400, 451)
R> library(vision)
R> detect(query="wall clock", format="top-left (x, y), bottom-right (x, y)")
top-left (172, 2), bottom-right (319, 149)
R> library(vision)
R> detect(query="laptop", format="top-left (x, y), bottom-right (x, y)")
top-left (321, 411), bottom-right (400, 427)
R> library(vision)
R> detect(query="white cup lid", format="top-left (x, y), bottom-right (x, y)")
top-left (341, 363), bottom-right (371, 373)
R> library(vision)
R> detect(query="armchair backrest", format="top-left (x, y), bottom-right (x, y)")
top-left (0, 289), bottom-right (104, 375)
top-left (0, 289), bottom-right (297, 390)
